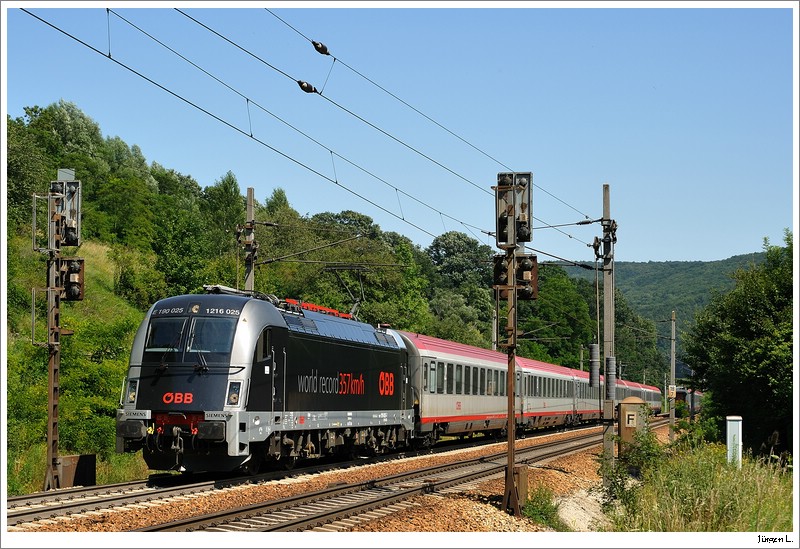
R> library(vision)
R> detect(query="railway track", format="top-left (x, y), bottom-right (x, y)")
top-left (10, 420), bottom-right (666, 532)
top-left (5, 429), bottom-right (517, 528)
top-left (137, 430), bottom-right (603, 532)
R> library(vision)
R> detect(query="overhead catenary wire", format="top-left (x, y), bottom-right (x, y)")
top-left (266, 7), bottom-right (594, 222)
top-left (25, 8), bottom-right (598, 267)
top-left (21, 8), bottom-right (443, 241)
top-left (174, 8), bottom-right (491, 198)
top-left (177, 8), bottom-right (594, 247)
top-left (108, 8), bottom-right (488, 241)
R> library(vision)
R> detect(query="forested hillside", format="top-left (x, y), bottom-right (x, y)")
top-left (563, 253), bottom-right (766, 356)
top-left (6, 99), bottom-right (781, 493)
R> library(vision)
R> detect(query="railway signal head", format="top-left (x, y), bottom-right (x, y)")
top-left (516, 253), bottom-right (538, 300)
top-left (493, 254), bottom-right (511, 300)
top-left (513, 172), bottom-right (532, 244)
top-left (495, 174), bottom-right (516, 249)
top-left (62, 180), bottom-right (81, 247)
top-left (494, 172), bottom-right (533, 248)
top-left (62, 257), bottom-right (85, 301)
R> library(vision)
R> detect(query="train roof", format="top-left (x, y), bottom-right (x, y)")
top-left (399, 331), bottom-right (507, 365)
top-left (617, 378), bottom-right (662, 393)
top-left (516, 355), bottom-right (590, 379)
top-left (399, 331), bottom-right (663, 393)
top-left (281, 307), bottom-right (400, 349)
top-left (400, 331), bottom-right (587, 379)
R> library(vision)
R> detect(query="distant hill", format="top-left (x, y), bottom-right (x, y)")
top-left (562, 252), bottom-right (766, 355)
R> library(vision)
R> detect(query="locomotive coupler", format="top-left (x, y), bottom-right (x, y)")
top-left (170, 426), bottom-right (185, 469)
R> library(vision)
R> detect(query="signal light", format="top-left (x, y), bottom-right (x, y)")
top-left (494, 172), bottom-right (533, 248)
top-left (62, 257), bottom-right (85, 301)
top-left (515, 253), bottom-right (538, 300)
top-left (495, 179), bottom-right (516, 249)
top-left (62, 180), bottom-right (81, 247)
top-left (493, 254), bottom-right (511, 299)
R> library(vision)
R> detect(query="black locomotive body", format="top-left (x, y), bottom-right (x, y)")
top-left (116, 287), bottom-right (413, 472)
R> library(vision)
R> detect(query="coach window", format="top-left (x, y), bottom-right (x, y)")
top-left (464, 365), bottom-right (471, 395)
top-left (494, 370), bottom-right (500, 397)
top-left (436, 362), bottom-right (445, 394)
top-left (472, 367), bottom-right (479, 395)
top-left (479, 368), bottom-right (486, 396)
top-left (423, 363), bottom-right (429, 392)
top-left (486, 369), bottom-right (494, 396)
top-left (446, 363), bottom-right (454, 394)
top-left (455, 364), bottom-right (463, 395)
top-left (500, 371), bottom-right (506, 397)
top-left (428, 363), bottom-right (436, 394)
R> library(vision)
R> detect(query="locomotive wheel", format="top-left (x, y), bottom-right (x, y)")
top-left (241, 453), bottom-right (263, 475)
top-left (282, 456), bottom-right (298, 470)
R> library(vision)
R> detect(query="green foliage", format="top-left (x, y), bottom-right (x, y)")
top-left (564, 253), bottom-right (767, 357)
top-left (3, 100), bottom-right (722, 495)
top-left (6, 115), bottom-right (51, 230)
top-left (672, 404), bottom-right (721, 452)
top-left (623, 409), bottom-right (666, 476)
top-left (522, 485), bottom-right (570, 531)
top-left (426, 231), bottom-right (493, 289)
top-left (608, 444), bottom-right (794, 531)
top-left (682, 232), bottom-right (793, 453)
top-left (201, 170), bottom-right (245, 256)
top-left (110, 245), bottom-right (169, 310)
top-left (517, 264), bottom-right (596, 369)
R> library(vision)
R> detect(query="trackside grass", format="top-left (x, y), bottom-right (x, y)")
top-left (607, 443), bottom-right (793, 532)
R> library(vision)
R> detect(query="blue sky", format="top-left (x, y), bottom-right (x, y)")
top-left (3, 2), bottom-right (797, 263)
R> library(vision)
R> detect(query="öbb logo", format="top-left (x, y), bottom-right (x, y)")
top-left (162, 392), bottom-right (194, 404)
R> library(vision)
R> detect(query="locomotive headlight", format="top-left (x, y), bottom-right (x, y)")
top-left (125, 380), bottom-right (138, 404)
top-left (253, 416), bottom-right (261, 426)
top-left (226, 381), bottom-right (242, 406)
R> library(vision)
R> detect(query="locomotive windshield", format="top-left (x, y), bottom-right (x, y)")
top-left (143, 316), bottom-right (238, 364)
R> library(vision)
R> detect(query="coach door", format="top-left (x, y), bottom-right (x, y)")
top-left (516, 371), bottom-right (524, 425)
top-left (571, 377), bottom-right (579, 422)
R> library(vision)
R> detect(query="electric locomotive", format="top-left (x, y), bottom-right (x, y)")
top-left (116, 285), bottom-right (413, 472)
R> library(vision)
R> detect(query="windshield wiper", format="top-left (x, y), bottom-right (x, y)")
top-left (158, 327), bottom-right (185, 372)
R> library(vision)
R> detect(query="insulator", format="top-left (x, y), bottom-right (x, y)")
top-left (297, 80), bottom-right (318, 94)
top-left (312, 41), bottom-right (329, 55)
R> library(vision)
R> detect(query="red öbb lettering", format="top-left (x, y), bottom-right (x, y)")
top-left (378, 371), bottom-right (395, 396)
top-left (163, 392), bottom-right (193, 404)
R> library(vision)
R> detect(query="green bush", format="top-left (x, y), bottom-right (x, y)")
top-left (523, 485), bottom-right (570, 531)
